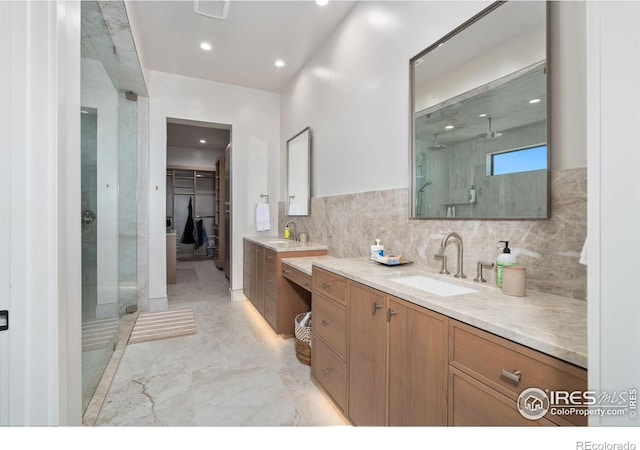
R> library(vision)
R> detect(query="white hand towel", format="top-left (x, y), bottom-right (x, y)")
top-left (256, 203), bottom-right (271, 231)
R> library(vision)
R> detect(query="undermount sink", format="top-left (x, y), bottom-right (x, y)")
top-left (388, 274), bottom-right (478, 297)
top-left (265, 240), bottom-right (288, 244)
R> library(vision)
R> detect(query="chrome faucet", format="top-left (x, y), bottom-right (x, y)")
top-left (438, 232), bottom-right (466, 278)
top-left (285, 221), bottom-right (297, 241)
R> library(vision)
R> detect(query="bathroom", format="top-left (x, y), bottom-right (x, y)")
top-left (1, 0), bottom-right (639, 440)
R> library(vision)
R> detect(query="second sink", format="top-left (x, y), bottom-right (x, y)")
top-left (388, 275), bottom-right (477, 297)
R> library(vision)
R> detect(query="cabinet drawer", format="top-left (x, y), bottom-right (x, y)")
top-left (449, 320), bottom-right (587, 426)
top-left (312, 268), bottom-right (348, 305)
top-left (282, 266), bottom-right (312, 291)
top-left (449, 366), bottom-right (556, 427)
top-left (312, 292), bottom-right (347, 358)
top-left (264, 249), bottom-right (277, 267)
top-left (313, 337), bottom-right (347, 413)
top-left (264, 292), bottom-right (278, 331)
top-left (263, 263), bottom-right (277, 297)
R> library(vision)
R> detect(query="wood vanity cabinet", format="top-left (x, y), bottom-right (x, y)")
top-left (448, 320), bottom-right (588, 427)
top-left (282, 265), bottom-right (312, 292)
top-left (311, 266), bottom-right (586, 427)
top-left (348, 283), bottom-right (387, 426)
top-left (243, 240), bottom-right (263, 311)
top-left (243, 238), bottom-right (326, 336)
top-left (348, 283), bottom-right (448, 426)
top-left (387, 297), bottom-right (448, 426)
top-left (313, 269), bottom-right (448, 426)
top-left (311, 273), bottom-right (348, 413)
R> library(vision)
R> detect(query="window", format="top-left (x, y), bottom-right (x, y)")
top-left (488, 145), bottom-right (547, 176)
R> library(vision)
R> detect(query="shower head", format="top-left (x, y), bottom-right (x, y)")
top-left (428, 133), bottom-right (446, 150)
top-left (478, 117), bottom-right (502, 139)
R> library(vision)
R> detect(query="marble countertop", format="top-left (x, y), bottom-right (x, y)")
top-left (281, 255), bottom-right (339, 276)
top-left (312, 257), bottom-right (587, 369)
top-left (244, 235), bottom-right (329, 253)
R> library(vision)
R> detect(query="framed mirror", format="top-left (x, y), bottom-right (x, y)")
top-left (286, 127), bottom-right (311, 216)
top-left (410, 1), bottom-right (549, 219)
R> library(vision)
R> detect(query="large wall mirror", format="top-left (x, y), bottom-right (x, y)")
top-left (286, 127), bottom-right (311, 216)
top-left (410, 1), bottom-right (549, 219)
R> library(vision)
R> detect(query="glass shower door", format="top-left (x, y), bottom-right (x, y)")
top-left (80, 1), bottom-right (138, 415)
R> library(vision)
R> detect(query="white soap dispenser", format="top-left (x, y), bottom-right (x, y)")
top-left (370, 239), bottom-right (384, 261)
top-left (496, 240), bottom-right (517, 288)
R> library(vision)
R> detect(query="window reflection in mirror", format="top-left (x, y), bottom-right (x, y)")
top-left (410, 1), bottom-right (549, 220)
top-left (286, 127), bottom-right (311, 216)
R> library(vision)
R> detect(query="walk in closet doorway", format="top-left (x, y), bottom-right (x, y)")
top-left (166, 118), bottom-right (231, 281)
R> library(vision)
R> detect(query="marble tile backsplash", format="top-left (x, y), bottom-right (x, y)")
top-left (279, 167), bottom-right (587, 300)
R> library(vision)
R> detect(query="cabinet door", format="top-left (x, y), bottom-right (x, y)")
top-left (348, 282), bottom-right (386, 426)
top-left (388, 297), bottom-right (448, 426)
top-left (253, 245), bottom-right (264, 313)
top-left (243, 241), bottom-right (252, 300)
top-left (449, 366), bottom-right (555, 426)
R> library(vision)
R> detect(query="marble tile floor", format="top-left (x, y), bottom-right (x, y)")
top-left (93, 259), bottom-right (349, 427)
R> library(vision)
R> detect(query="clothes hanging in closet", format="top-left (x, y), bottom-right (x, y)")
top-left (180, 197), bottom-right (196, 244)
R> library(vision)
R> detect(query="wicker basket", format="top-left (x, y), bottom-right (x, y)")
top-left (294, 312), bottom-right (312, 366)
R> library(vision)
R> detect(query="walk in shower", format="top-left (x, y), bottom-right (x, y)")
top-left (81, 1), bottom-right (146, 414)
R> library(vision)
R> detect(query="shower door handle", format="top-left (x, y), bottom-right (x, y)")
top-left (81, 209), bottom-right (96, 225)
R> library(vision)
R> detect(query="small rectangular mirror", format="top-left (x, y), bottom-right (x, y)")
top-left (286, 127), bottom-right (311, 216)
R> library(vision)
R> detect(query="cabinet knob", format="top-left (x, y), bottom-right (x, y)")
top-left (304, 281), bottom-right (311, 287)
top-left (321, 282), bottom-right (331, 289)
top-left (501, 369), bottom-right (522, 384)
top-left (320, 368), bottom-right (333, 376)
top-left (372, 302), bottom-right (382, 315)
top-left (321, 319), bottom-right (332, 326)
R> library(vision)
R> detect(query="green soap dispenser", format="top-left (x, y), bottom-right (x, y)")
top-left (496, 240), bottom-right (517, 288)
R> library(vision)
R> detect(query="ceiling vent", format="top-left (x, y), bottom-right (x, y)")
top-left (193, 0), bottom-right (229, 20)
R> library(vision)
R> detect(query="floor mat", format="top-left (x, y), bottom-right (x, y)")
top-left (128, 308), bottom-right (197, 345)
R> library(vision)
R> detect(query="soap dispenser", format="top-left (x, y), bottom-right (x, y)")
top-left (284, 225), bottom-right (290, 240)
top-left (496, 240), bottom-right (517, 288)
top-left (370, 239), bottom-right (384, 261)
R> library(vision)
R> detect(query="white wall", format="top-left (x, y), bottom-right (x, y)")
top-left (0, 0), bottom-right (81, 425)
top-left (147, 70), bottom-right (280, 303)
top-left (587, 1), bottom-right (640, 426)
top-left (280, 1), bottom-right (586, 202)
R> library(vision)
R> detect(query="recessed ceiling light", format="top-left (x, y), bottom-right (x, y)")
top-left (445, 125), bottom-right (454, 130)
top-left (200, 139), bottom-right (206, 144)
top-left (529, 98), bottom-right (541, 104)
top-left (316, 0), bottom-right (329, 5)
top-left (479, 113), bottom-right (487, 118)
top-left (275, 59), bottom-right (285, 68)
top-left (200, 42), bottom-right (212, 51)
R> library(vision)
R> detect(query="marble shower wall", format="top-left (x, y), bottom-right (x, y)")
top-left (279, 167), bottom-right (587, 300)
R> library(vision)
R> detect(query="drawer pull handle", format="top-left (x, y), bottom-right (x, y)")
top-left (320, 368), bottom-right (333, 376)
top-left (501, 369), bottom-right (522, 384)
top-left (372, 302), bottom-right (382, 314)
top-left (387, 309), bottom-right (397, 321)
top-left (305, 281), bottom-right (311, 287)
top-left (266, 256), bottom-right (274, 260)
top-left (321, 319), bottom-right (332, 326)
top-left (322, 282), bottom-right (331, 289)
top-left (282, 270), bottom-right (291, 274)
